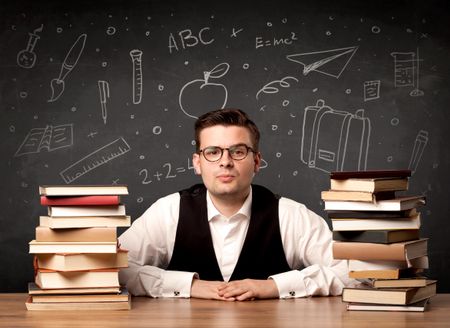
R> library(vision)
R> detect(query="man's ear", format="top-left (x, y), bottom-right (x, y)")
top-left (253, 151), bottom-right (262, 173)
top-left (192, 153), bottom-right (201, 175)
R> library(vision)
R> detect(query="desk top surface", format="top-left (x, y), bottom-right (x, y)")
top-left (1, 294), bottom-right (450, 328)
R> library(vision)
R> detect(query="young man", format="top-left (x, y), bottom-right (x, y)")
top-left (119, 109), bottom-right (353, 301)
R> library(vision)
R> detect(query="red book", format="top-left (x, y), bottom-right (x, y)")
top-left (40, 195), bottom-right (120, 206)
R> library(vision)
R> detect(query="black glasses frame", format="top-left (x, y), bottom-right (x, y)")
top-left (198, 144), bottom-right (256, 162)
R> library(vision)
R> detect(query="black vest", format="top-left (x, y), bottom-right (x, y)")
top-left (167, 184), bottom-right (291, 281)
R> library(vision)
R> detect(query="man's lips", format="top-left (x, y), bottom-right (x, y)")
top-left (217, 174), bottom-right (235, 182)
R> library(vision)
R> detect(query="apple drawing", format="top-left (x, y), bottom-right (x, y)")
top-left (179, 63), bottom-right (229, 119)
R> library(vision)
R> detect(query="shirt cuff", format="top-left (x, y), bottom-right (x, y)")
top-left (269, 270), bottom-right (307, 299)
top-left (161, 271), bottom-right (198, 298)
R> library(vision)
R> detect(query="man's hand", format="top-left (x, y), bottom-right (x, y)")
top-left (190, 279), bottom-right (235, 301)
top-left (217, 279), bottom-right (279, 301)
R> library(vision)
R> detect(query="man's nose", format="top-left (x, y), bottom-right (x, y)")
top-left (219, 149), bottom-right (234, 166)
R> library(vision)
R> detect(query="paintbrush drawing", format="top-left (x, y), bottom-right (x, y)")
top-left (48, 34), bottom-right (87, 102)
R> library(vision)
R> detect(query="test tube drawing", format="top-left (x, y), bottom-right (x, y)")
top-left (410, 48), bottom-right (424, 97)
top-left (130, 49), bottom-right (143, 104)
top-left (17, 24), bottom-right (43, 69)
top-left (408, 130), bottom-right (428, 174)
top-left (98, 80), bottom-right (110, 124)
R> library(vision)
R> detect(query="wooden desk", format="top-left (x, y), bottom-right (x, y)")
top-left (1, 294), bottom-right (449, 327)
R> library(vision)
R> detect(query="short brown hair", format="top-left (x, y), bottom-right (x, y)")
top-left (194, 109), bottom-right (260, 152)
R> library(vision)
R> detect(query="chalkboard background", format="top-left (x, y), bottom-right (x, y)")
top-left (1, 0), bottom-right (449, 292)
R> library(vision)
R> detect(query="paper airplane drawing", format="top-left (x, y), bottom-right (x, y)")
top-left (286, 46), bottom-right (358, 78)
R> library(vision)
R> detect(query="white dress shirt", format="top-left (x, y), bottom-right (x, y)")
top-left (118, 188), bottom-right (354, 298)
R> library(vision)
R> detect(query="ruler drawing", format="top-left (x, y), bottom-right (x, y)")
top-left (60, 137), bottom-right (131, 184)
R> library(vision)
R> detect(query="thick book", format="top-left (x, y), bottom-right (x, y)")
top-left (349, 268), bottom-right (424, 280)
top-left (29, 240), bottom-right (118, 254)
top-left (327, 209), bottom-right (416, 219)
top-left (39, 185), bottom-right (129, 196)
top-left (40, 195), bottom-right (120, 206)
top-left (321, 190), bottom-right (396, 202)
top-left (26, 296), bottom-right (130, 311)
top-left (324, 196), bottom-right (426, 211)
top-left (332, 230), bottom-right (420, 244)
top-left (348, 256), bottom-right (429, 271)
top-left (31, 287), bottom-right (129, 303)
top-left (35, 269), bottom-right (120, 289)
top-left (39, 215), bottom-right (131, 229)
top-left (48, 204), bottom-right (126, 217)
top-left (331, 214), bottom-right (421, 231)
top-left (28, 282), bottom-right (120, 295)
top-left (330, 169), bottom-right (412, 180)
top-left (342, 280), bottom-right (436, 305)
top-left (346, 298), bottom-right (429, 312)
top-left (36, 250), bottom-right (128, 271)
top-left (332, 238), bottom-right (428, 261)
top-left (359, 277), bottom-right (428, 288)
top-left (35, 226), bottom-right (117, 242)
top-left (330, 178), bottom-right (409, 193)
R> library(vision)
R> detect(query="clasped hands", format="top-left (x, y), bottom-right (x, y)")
top-left (191, 278), bottom-right (279, 301)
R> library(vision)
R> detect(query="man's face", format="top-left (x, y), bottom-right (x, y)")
top-left (193, 125), bottom-right (261, 201)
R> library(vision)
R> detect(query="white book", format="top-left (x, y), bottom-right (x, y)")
top-left (348, 256), bottom-right (429, 271)
top-left (331, 214), bottom-right (421, 231)
top-left (29, 240), bottom-right (118, 254)
top-left (39, 184), bottom-right (129, 196)
top-left (324, 196), bottom-right (425, 211)
top-left (39, 215), bottom-right (131, 229)
top-left (48, 205), bottom-right (126, 217)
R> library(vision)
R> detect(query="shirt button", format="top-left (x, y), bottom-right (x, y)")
top-left (174, 291), bottom-right (180, 296)
top-left (289, 291), bottom-right (296, 297)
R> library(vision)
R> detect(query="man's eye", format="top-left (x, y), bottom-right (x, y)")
top-left (205, 148), bottom-right (220, 155)
top-left (231, 147), bottom-right (245, 156)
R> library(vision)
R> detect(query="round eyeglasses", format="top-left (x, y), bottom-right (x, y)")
top-left (198, 144), bottom-right (256, 162)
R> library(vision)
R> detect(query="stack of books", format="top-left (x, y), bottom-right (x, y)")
top-left (321, 170), bottom-right (437, 312)
top-left (26, 185), bottom-right (132, 311)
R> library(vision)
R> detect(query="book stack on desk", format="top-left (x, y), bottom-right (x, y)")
top-left (26, 185), bottom-right (131, 310)
top-left (322, 170), bottom-right (437, 311)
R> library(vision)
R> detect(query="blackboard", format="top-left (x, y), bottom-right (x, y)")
top-left (1, 0), bottom-right (449, 292)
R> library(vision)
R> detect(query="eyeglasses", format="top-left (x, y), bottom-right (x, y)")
top-left (198, 144), bottom-right (256, 162)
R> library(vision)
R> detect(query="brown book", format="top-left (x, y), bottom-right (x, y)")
top-left (41, 195), bottom-right (121, 206)
top-left (359, 277), bottom-right (428, 288)
top-left (330, 178), bottom-right (409, 193)
top-left (349, 268), bottom-right (424, 280)
top-left (347, 298), bottom-right (429, 312)
top-left (321, 190), bottom-right (396, 202)
top-left (342, 280), bottom-right (436, 305)
top-left (330, 169), bottom-right (411, 180)
top-left (332, 238), bottom-right (428, 261)
top-left (26, 296), bottom-right (131, 311)
top-left (35, 226), bottom-right (117, 242)
top-left (31, 287), bottom-right (129, 303)
top-left (35, 269), bottom-right (120, 289)
top-left (28, 282), bottom-right (120, 295)
top-left (332, 230), bottom-right (420, 243)
top-left (39, 215), bottom-right (131, 229)
top-left (39, 184), bottom-right (129, 196)
top-left (36, 250), bottom-right (128, 271)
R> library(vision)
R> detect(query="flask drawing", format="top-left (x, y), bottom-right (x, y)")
top-left (130, 49), bottom-right (143, 104)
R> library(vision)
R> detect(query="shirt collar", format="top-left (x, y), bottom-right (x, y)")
top-left (206, 187), bottom-right (252, 221)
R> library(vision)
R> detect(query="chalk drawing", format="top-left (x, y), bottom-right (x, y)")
top-left (130, 49), bottom-right (143, 104)
top-left (17, 24), bottom-right (43, 69)
top-left (391, 49), bottom-right (424, 96)
top-left (286, 46), bottom-right (358, 78)
top-left (98, 80), bottom-right (110, 124)
top-left (408, 130), bottom-right (428, 174)
top-left (256, 76), bottom-right (299, 99)
top-left (15, 124), bottom-right (73, 157)
top-left (179, 62), bottom-right (229, 119)
top-left (300, 99), bottom-right (371, 173)
top-left (364, 80), bottom-right (381, 101)
top-left (59, 137), bottom-right (131, 184)
top-left (48, 34), bottom-right (87, 102)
